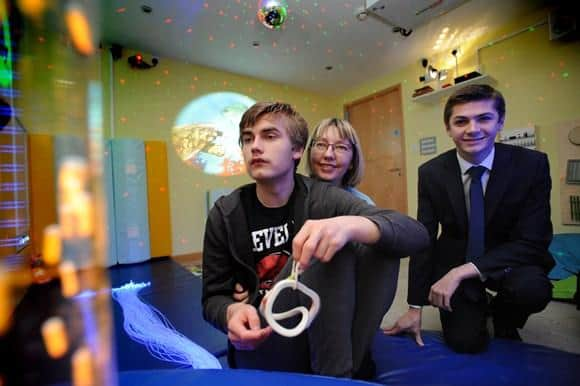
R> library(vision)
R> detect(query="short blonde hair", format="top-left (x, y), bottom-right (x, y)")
top-left (306, 118), bottom-right (365, 188)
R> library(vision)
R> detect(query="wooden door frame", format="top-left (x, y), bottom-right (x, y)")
top-left (343, 84), bottom-right (408, 213)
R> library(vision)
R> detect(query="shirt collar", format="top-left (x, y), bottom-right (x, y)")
top-left (456, 145), bottom-right (495, 175)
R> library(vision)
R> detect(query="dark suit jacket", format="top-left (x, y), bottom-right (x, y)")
top-left (408, 143), bottom-right (554, 305)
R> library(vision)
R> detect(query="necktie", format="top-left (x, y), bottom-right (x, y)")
top-left (466, 166), bottom-right (486, 261)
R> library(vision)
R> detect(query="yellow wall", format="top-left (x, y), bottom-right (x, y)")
top-left (16, 22), bottom-right (102, 136)
top-left (341, 7), bottom-right (580, 235)
top-left (107, 51), bottom-right (341, 255)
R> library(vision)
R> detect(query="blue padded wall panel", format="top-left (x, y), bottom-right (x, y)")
top-left (110, 139), bottom-right (150, 264)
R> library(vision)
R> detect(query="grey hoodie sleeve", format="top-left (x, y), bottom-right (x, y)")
top-left (201, 204), bottom-right (236, 333)
top-left (317, 184), bottom-right (429, 258)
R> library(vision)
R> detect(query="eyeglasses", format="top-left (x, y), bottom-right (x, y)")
top-left (311, 141), bottom-right (352, 155)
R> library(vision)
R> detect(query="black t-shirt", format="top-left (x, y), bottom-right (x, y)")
top-left (243, 185), bottom-right (295, 299)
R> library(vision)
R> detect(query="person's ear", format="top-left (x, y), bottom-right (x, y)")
top-left (292, 146), bottom-right (304, 161)
top-left (445, 124), bottom-right (452, 137)
top-left (497, 118), bottom-right (505, 131)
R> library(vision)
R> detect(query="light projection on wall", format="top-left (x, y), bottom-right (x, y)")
top-left (172, 92), bottom-right (256, 176)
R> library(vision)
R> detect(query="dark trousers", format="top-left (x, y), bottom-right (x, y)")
top-left (232, 244), bottom-right (400, 378)
top-left (439, 265), bottom-right (552, 353)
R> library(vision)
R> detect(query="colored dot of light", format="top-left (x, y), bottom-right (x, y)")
top-left (203, 3), bottom-right (208, 8)
top-left (562, 72), bottom-right (569, 78)
top-left (164, 18), bottom-right (173, 24)
top-left (229, 42), bottom-right (236, 48)
top-left (120, 117), bottom-right (127, 123)
top-left (159, 186), bottom-right (166, 193)
top-left (145, 145), bottom-right (150, 152)
top-left (116, 7), bottom-right (126, 13)
top-left (119, 79), bottom-right (126, 85)
top-left (186, 27), bottom-right (193, 33)
top-left (155, 80), bottom-right (161, 85)
top-left (209, 35), bottom-right (214, 41)
top-left (38, 35), bottom-right (45, 42)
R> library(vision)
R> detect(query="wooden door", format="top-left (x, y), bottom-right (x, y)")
top-left (346, 85), bottom-right (407, 214)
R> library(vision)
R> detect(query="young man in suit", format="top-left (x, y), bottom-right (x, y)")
top-left (202, 102), bottom-right (428, 377)
top-left (385, 84), bottom-right (554, 353)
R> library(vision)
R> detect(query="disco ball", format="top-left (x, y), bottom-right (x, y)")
top-left (257, 0), bottom-right (288, 30)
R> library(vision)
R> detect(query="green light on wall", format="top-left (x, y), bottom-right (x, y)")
top-left (0, 1), bottom-right (13, 89)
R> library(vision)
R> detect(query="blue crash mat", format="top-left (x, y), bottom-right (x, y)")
top-left (108, 257), bottom-right (228, 370)
top-left (371, 330), bottom-right (580, 386)
top-left (114, 368), bottom-right (378, 386)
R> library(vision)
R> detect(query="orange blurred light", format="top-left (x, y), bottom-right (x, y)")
top-left (17, 0), bottom-right (47, 19)
top-left (41, 317), bottom-right (69, 358)
top-left (65, 6), bottom-right (95, 56)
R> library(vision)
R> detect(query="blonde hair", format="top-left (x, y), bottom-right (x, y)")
top-left (306, 118), bottom-right (365, 188)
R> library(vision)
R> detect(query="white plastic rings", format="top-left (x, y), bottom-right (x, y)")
top-left (259, 261), bottom-right (321, 338)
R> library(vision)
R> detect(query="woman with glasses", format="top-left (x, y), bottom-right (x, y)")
top-left (306, 118), bottom-right (374, 204)
top-left (305, 117), bottom-right (399, 377)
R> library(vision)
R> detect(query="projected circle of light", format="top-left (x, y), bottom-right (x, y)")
top-left (172, 92), bottom-right (256, 176)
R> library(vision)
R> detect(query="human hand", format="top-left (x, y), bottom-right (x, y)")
top-left (383, 308), bottom-right (424, 346)
top-left (292, 216), bottom-right (378, 269)
top-left (232, 283), bottom-right (249, 303)
top-left (226, 303), bottom-right (272, 350)
top-left (428, 270), bottom-right (462, 312)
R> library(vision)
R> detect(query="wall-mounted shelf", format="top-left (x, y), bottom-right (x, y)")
top-left (411, 74), bottom-right (495, 104)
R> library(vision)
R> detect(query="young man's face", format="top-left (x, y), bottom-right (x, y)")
top-left (446, 100), bottom-right (503, 164)
top-left (240, 114), bottom-right (303, 184)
